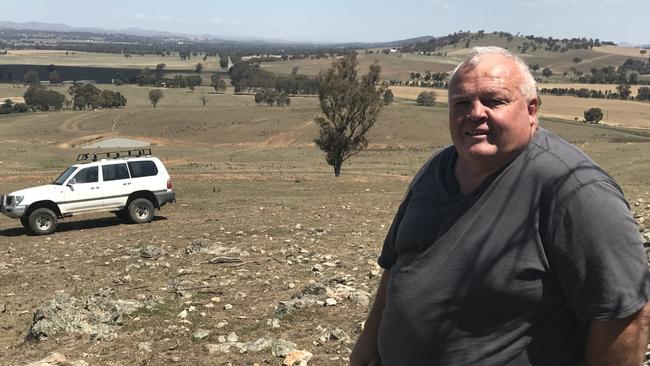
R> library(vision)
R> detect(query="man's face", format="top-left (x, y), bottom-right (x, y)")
top-left (448, 54), bottom-right (538, 169)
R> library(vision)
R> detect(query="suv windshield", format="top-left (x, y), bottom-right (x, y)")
top-left (53, 166), bottom-right (78, 185)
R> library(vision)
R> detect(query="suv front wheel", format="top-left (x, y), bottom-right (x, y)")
top-left (127, 198), bottom-right (155, 224)
top-left (27, 208), bottom-right (58, 235)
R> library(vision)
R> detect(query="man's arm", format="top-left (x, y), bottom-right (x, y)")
top-left (584, 302), bottom-right (650, 366)
top-left (350, 269), bottom-right (390, 366)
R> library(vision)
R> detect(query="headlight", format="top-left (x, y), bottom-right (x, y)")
top-left (12, 196), bottom-right (24, 205)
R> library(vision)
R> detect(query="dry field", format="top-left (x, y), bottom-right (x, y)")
top-left (0, 50), bottom-right (223, 72)
top-left (388, 85), bottom-right (650, 129)
top-left (1, 87), bottom-right (650, 365)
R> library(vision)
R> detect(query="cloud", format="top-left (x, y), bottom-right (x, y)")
top-left (210, 17), bottom-right (223, 24)
top-left (135, 13), bottom-right (148, 20)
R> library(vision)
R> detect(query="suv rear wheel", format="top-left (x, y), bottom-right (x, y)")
top-left (28, 208), bottom-right (58, 235)
top-left (127, 198), bottom-right (155, 224)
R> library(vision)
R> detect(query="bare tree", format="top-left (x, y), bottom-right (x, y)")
top-left (200, 94), bottom-right (209, 107)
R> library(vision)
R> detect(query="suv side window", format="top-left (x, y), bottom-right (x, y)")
top-left (73, 166), bottom-right (98, 183)
top-left (102, 163), bottom-right (130, 181)
top-left (128, 161), bottom-right (158, 178)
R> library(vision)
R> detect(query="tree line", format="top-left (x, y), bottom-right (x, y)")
top-left (228, 63), bottom-right (319, 95)
top-left (539, 85), bottom-right (650, 101)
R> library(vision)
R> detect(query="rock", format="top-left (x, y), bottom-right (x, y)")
top-left (193, 329), bottom-right (210, 340)
top-left (311, 264), bottom-right (323, 272)
top-left (325, 298), bottom-right (337, 306)
top-left (283, 350), bottom-right (313, 366)
top-left (271, 338), bottom-right (299, 357)
top-left (206, 343), bottom-right (232, 354)
top-left (178, 310), bottom-right (188, 319)
top-left (0, 303), bottom-right (5, 313)
top-left (241, 336), bottom-right (273, 353)
top-left (69, 361), bottom-right (89, 366)
top-left (137, 341), bottom-right (152, 352)
top-left (139, 244), bottom-right (167, 259)
top-left (227, 332), bottom-right (239, 342)
top-left (24, 352), bottom-right (67, 366)
top-left (25, 293), bottom-right (143, 341)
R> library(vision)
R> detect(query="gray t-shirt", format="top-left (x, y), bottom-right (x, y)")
top-left (377, 127), bottom-right (650, 365)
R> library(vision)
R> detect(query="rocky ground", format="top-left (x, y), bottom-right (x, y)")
top-left (0, 173), bottom-right (404, 366)
top-left (1, 154), bottom-right (649, 366)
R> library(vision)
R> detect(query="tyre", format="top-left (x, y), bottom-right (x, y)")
top-left (20, 216), bottom-right (29, 228)
top-left (27, 208), bottom-right (58, 235)
top-left (115, 209), bottom-right (132, 223)
top-left (127, 198), bottom-right (155, 224)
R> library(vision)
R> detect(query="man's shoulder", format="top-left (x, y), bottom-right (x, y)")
top-left (527, 127), bottom-right (613, 187)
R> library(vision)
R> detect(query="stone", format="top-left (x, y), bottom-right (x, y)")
top-left (206, 343), bottom-right (232, 354)
top-left (24, 352), bottom-right (67, 366)
top-left (325, 298), bottom-right (337, 306)
top-left (139, 245), bottom-right (167, 259)
top-left (227, 332), bottom-right (239, 342)
top-left (137, 342), bottom-right (152, 352)
top-left (311, 264), bottom-right (323, 272)
top-left (0, 303), bottom-right (5, 313)
top-left (25, 293), bottom-right (143, 341)
top-left (283, 350), bottom-right (313, 366)
top-left (193, 329), bottom-right (210, 340)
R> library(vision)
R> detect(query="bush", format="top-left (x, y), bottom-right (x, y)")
top-left (584, 108), bottom-right (604, 124)
top-left (416, 91), bottom-right (436, 106)
top-left (383, 89), bottom-right (394, 105)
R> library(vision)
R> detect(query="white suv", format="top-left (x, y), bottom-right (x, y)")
top-left (0, 149), bottom-right (175, 235)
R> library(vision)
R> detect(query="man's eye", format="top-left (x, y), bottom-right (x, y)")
top-left (454, 100), bottom-right (469, 107)
top-left (483, 98), bottom-right (506, 107)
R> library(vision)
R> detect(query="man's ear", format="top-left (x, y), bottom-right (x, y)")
top-left (528, 96), bottom-right (540, 125)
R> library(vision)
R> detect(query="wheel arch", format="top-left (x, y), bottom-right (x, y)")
top-left (126, 191), bottom-right (159, 209)
top-left (24, 201), bottom-right (62, 218)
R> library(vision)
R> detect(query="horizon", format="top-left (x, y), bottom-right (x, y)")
top-left (2, 0), bottom-right (650, 45)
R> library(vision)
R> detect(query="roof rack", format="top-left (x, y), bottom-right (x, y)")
top-left (76, 148), bottom-right (152, 162)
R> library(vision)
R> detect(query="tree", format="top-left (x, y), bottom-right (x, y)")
top-left (383, 89), bottom-right (394, 105)
top-left (24, 85), bottom-right (65, 111)
top-left (314, 53), bottom-right (384, 177)
top-left (200, 94), bottom-right (209, 107)
top-left (195, 63), bottom-right (203, 74)
top-left (219, 56), bottom-right (229, 69)
top-left (211, 73), bottom-right (227, 93)
top-left (23, 70), bottom-right (40, 85)
top-left (584, 107), bottom-right (603, 124)
top-left (616, 84), bottom-right (631, 99)
top-left (185, 75), bottom-right (202, 90)
top-left (572, 57), bottom-right (582, 64)
top-left (542, 67), bottom-right (553, 78)
top-left (416, 91), bottom-right (436, 106)
top-left (48, 70), bottom-right (60, 84)
top-left (148, 89), bottom-right (164, 108)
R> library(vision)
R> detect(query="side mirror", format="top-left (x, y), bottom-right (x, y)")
top-left (66, 178), bottom-right (76, 189)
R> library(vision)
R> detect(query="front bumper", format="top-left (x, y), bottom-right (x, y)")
top-left (154, 191), bottom-right (176, 208)
top-left (1, 195), bottom-right (27, 218)
top-left (1, 205), bottom-right (26, 218)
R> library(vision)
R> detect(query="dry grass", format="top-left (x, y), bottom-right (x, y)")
top-left (0, 50), bottom-right (224, 72)
top-left (388, 86), bottom-right (650, 129)
top-left (1, 89), bottom-right (649, 365)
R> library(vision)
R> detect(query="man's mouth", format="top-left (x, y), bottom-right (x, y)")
top-left (465, 130), bottom-right (490, 136)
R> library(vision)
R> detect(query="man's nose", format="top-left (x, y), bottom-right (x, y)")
top-left (467, 100), bottom-right (487, 121)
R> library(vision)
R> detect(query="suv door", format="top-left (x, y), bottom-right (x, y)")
top-left (101, 162), bottom-right (132, 209)
top-left (62, 166), bottom-right (101, 212)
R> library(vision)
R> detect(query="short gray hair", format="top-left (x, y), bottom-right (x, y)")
top-left (448, 46), bottom-right (537, 101)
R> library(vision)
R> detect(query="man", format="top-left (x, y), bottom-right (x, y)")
top-left (350, 47), bottom-right (650, 365)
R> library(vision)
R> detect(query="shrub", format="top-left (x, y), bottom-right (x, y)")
top-left (416, 91), bottom-right (436, 106)
top-left (584, 108), bottom-right (604, 124)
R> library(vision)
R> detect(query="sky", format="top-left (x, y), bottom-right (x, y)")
top-left (3, 0), bottom-right (650, 45)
